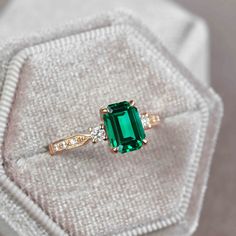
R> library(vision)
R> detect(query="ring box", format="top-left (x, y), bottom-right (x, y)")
top-left (0, 2), bottom-right (222, 236)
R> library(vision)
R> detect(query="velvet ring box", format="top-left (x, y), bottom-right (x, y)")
top-left (0, 7), bottom-right (222, 236)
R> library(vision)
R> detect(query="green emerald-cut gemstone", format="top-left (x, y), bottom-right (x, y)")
top-left (103, 101), bottom-right (146, 153)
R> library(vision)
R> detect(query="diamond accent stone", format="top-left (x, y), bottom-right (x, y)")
top-left (90, 126), bottom-right (106, 142)
top-left (141, 114), bottom-right (151, 129)
top-left (53, 144), bottom-right (59, 152)
top-left (53, 141), bottom-right (67, 152)
top-left (59, 141), bottom-right (66, 149)
top-left (69, 138), bottom-right (77, 145)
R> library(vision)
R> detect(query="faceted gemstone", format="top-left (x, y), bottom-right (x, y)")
top-left (103, 101), bottom-right (146, 153)
top-left (90, 126), bottom-right (106, 142)
top-left (141, 114), bottom-right (150, 129)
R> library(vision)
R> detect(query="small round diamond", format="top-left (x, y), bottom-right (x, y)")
top-left (90, 126), bottom-right (106, 142)
top-left (70, 138), bottom-right (77, 145)
top-left (141, 115), bottom-right (150, 129)
top-left (53, 144), bottom-right (59, 151)
top-left (59, 141), bottom-right (66, 149)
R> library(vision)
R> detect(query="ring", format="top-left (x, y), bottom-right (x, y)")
top-left (49, 100), bottom-right (160, 155)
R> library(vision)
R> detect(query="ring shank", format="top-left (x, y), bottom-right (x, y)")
top-left (49, 134), bottom-right (91, 155)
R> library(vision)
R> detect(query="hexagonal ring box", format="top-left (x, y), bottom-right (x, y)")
top-left (0, 10), bottom-right (222, 236)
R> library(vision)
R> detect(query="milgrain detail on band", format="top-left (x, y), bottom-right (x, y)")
top-left (0, 23), bottom-right (213, 236)
top-left (49, 134), bottom-right (91, 155)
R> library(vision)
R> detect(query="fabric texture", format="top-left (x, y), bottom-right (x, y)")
top-left (0, 2), bottom-right (222, 236)
top-left (3, 26), bottom-right (202, 235)
top-left (0, 0), bottom-right (209, 90)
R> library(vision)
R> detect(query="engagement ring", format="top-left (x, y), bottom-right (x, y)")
top-left (49, 100), bottom-right (160, 155)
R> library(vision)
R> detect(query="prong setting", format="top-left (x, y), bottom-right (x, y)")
top-left (111, 147), bottom-right (118, 153)
top-left (100, 107), bottom-right (108, 120)
top-left (92, 138), bottom-right (97, 143)
top-left (129, 100), bottom-right (135, 106)
top-left (100, 107), bottom-right (108, 114)
top-left (142, 139), bottom-right (148, 145)
top-left (100, 123), bottom-right (108, 140)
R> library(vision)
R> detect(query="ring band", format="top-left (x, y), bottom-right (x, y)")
top-left (49, 100), bottom-right (160, 155)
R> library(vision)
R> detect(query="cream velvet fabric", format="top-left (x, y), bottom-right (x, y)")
top-left (0, 0), bottom-right (209, 87)
top-left (0, 2), bottom-right (222, 236)
top-left (4, 26), bottom-right (201, 235)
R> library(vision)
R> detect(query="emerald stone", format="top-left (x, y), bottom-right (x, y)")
top-left (103, 101), bottom-right (146, 153)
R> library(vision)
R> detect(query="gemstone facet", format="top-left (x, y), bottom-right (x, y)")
top-left (103, 101), bottom-right (146, 153)
top-left (141, 114), bottom-right (151, 129)
top-left (90, 126), bottom-right (106, 142)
